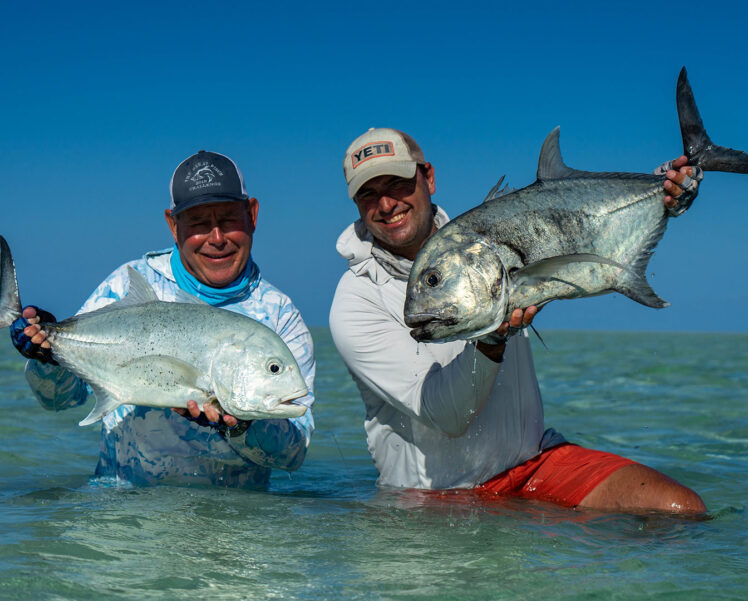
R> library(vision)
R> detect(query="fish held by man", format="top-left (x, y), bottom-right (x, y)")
top-left (404, 68), bottom-right (748, 342)
top-left (0, 236), bottom-right (309, 425)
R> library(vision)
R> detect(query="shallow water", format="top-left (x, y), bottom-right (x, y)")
top-left (0, 328), bottom-right (746, 600)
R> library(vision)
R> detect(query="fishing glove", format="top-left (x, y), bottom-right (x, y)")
top-left (183, 411), bottom-right (252, 439)
top-left (654, 161), bottom-right (704, 217)
top-left (9, 306), bottom-right (58, 365)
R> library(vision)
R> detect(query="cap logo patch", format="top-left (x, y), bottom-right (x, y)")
top-left (185, 161), bottom-right (225, 192)
top-left (351, 141), bottom-right (395, 169)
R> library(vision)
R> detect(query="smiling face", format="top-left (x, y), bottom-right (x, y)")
top-left (165, 199), bottom-right (259, 288)
top-left (354, 163), bottom-right (437, 261)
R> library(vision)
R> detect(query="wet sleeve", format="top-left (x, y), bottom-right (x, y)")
top-left (227, 300), bottom-right (315, 472)
top-left (24, 268), bottom-right (128, 412)
top-left (329, 276), bottom-right (500, 437)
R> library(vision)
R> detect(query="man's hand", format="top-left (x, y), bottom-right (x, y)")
top-left (660, 155), bottom-right (702, 211)
top-left (10, 306), bottom-right (58, 364)
top-left (172, 400), bottom-right (246, 432)
top-left (476, 306), bottom-right (538, 363)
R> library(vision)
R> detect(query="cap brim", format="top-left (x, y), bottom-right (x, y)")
top-left (347, 161), bottom-right (417, 198)
top-left (170, 194), bottom-right (249, 216)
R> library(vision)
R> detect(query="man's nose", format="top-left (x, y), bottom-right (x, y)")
top-left (378, 194), bottom-right (398, 213)
top-left (208, 224), bottom-right (226, 244)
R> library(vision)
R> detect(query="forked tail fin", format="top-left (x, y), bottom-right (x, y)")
top-left (677, 67), bottom-right (748, 173)
top-left (0, 236), bottom-right (22, 328)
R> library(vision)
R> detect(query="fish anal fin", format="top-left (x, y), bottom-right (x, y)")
top-left (79, 384), bottom-right (124, 426)
top-left (614, 283), bottom-right (670, 309)
top-left (616, 215), bottom-right (670, 308)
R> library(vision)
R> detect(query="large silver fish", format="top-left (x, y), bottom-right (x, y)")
top-left (405, 68), bottom-right (748, 342)
top-left (0, 236), bottom-right (309, 425)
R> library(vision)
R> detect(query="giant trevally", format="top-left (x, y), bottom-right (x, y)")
top-left (0, 236), bottom-right (309, 425)
top-left (404, 68), bottom-right (748, 342)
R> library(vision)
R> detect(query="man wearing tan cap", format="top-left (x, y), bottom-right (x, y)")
top-left (329, 127), bottom-right (705, 513)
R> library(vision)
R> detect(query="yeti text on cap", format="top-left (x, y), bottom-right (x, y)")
top-left (351, 141), bottom-right (395, 169)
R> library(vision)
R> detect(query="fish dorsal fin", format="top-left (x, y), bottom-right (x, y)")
top-left (536, 127), bottom-right (587, 181)
top-left (482, 175), bottom-right (515, 203)
top-left (125, 267), bottom-right (158, 303)
top-left (73, 267), bottom-right (160, 319)
top-left (171, 287), bottom-right (208, 305)
top-left (120, 267), bottom-right (159, 305)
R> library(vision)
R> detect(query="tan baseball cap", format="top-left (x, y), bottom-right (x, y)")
top-left (343, 128), bottom-right (426, 198)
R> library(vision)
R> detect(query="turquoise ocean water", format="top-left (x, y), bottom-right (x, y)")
top-left (0, 328), bottom-right (746, 600)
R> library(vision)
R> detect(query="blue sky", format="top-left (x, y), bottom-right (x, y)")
top-left (1, 1), bottom-right (746, 332)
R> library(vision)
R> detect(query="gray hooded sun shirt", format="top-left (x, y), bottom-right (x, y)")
top-left (330, 206), bottom-right (564, 489)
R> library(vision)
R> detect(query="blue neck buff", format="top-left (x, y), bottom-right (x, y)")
top-left (170, 245), bottom-right (260, 306)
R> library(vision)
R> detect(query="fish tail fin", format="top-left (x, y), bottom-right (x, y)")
top-left (78, 384), bottom-right (123, 426)
top-left (0, 236), bottom-right (22, 328)
top-left (677, 67), bottom-right (748, 174)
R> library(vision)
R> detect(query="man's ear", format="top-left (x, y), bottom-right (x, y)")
top-left (422, 162), bottom-right (436, 195)
top-left (247, 197), bottom-right (259, 233)
top-left (165, 209), bottom-right (179, 243)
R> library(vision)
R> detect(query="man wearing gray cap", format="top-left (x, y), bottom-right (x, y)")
top-left (11, 150), bottom-right (315, 487)
top-left (329, 127), bottom-right (705, 513)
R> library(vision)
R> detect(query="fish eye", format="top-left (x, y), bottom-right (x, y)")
top-left (424, 269), bottom-right (441, 288)
top-left (266, 359), bottom-right (283, 374)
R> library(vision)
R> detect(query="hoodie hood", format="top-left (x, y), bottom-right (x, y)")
top-left (145, 248), bottom-right (176, 281)
top-left (335, 205), bottom-right (449, 285)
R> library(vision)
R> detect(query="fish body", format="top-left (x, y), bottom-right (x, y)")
top-left (405, 68), bottom-right (748, 342)
top-left (0, 237), bottom-right (308, 425)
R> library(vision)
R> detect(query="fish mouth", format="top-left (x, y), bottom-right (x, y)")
top-left (404, 312), bottom-right (460, 342)
top-left (279, 387), bottom-right (308, 404)
top-left (404, 308), bottom-right (459, 328)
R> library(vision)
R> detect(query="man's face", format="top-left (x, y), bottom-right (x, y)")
top-left (354, 163), bottom-right (436, 261)
top-left (165, 199), bottom-right (259, 288)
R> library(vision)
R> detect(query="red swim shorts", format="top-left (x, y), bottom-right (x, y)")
top-left (477, 443), bottom-right (636, 507)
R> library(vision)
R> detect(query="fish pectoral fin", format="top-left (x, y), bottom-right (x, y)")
top-left (117, 355), bottom-right (204, 389)
top-left (79, 355), bottom-right (213, 427)
top-left (511, 253), bottom-right (631, 289)
top-left (79, 384), bottom-right (124, 426)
